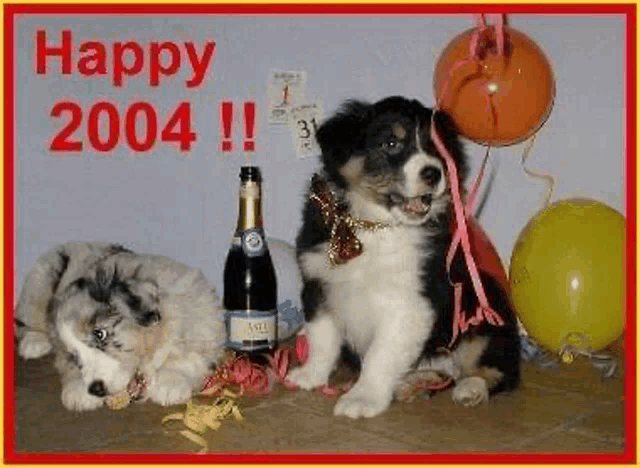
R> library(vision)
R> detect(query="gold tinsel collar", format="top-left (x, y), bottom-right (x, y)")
top-left (309, 174), bottom-right (390, 266)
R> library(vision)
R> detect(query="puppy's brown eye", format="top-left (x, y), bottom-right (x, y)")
top-left (382, 140), bottom-right (403, 155)
top-left (93, 328), bottom-right (108, 342)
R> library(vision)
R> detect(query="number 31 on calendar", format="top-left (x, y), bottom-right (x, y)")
top-left (290, 102), bottom-right (323, 159)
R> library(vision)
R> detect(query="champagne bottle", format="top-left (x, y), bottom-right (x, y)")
top-left (223, 166), bottom-right (278, 352)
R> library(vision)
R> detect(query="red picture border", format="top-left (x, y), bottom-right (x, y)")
top-left (3, 3), bottom-right (636, 464)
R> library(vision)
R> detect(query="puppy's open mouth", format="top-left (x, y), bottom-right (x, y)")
top-left (388, 193), bottom-right (432, 216)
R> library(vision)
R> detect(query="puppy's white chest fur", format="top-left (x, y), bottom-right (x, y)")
top-left (300, 226), bottom-right (434, 354)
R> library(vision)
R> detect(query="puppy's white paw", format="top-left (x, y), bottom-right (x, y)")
top-left (452, 376), bottom-right (489, 407)
top-left (333, 384), bottom-right (391, 419)
top-left (18, 331), bottom-right (52, 359)
top-left (61, 380), bottom-right (104, 411)
top-left (147, 370), bottom-right (195, 406)
top-left (287, 364), bottom-right (328, 391)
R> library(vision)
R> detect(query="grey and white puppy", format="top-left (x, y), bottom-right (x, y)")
top-left (15, 242), bottom-right (226, 411)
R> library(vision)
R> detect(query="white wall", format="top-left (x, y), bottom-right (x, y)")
top-left (14, 13), bottom-right (626, 295)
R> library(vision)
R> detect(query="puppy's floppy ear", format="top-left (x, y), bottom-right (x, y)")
top-left (316, 100), bottom-right (372, 187)
top-left (124, 279), bottom-right (162, 327)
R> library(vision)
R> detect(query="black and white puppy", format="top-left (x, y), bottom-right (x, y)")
top-left (289, 96), bottom-right (520, 419)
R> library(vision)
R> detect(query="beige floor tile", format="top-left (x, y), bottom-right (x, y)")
top-left (198, 401), bottom-right (422, 453)
top-left (516, 428), bottom-right (625, 453)
top-left (12, 350), bottom-right (627, 456)
top-left (567, 400), bottom-right (626, 444)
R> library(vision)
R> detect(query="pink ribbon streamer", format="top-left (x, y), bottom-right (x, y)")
top-left (431, 14), bottom-right (510, 348)
top-left (430, 117), bottom-right (505, 349)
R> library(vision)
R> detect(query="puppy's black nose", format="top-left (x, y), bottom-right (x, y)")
top-left (88, 380), bottom-right (107, 397)
top-left (420, 165), bottom-right (442, 186)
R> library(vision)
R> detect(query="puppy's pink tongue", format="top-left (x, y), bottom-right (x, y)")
top-left (403, 198), bottom-right (429, 214)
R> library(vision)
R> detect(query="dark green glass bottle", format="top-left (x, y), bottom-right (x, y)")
top-left (223, 166), bottom-right (277, 352)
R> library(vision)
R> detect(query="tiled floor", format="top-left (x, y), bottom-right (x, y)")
top-left (11, 340), bottom-right (629, 461)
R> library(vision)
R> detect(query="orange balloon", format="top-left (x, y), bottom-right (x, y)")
top-left (434, 27), bottom-right (555, 146)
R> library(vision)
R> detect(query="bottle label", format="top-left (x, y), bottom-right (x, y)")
top-left (225, 310), bottom-right (277, 351)
top-left (241, 229), bottom-right (266, 257)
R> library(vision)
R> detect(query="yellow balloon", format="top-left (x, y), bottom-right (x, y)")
top-left (510, 198), bottom-right (625, 353)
